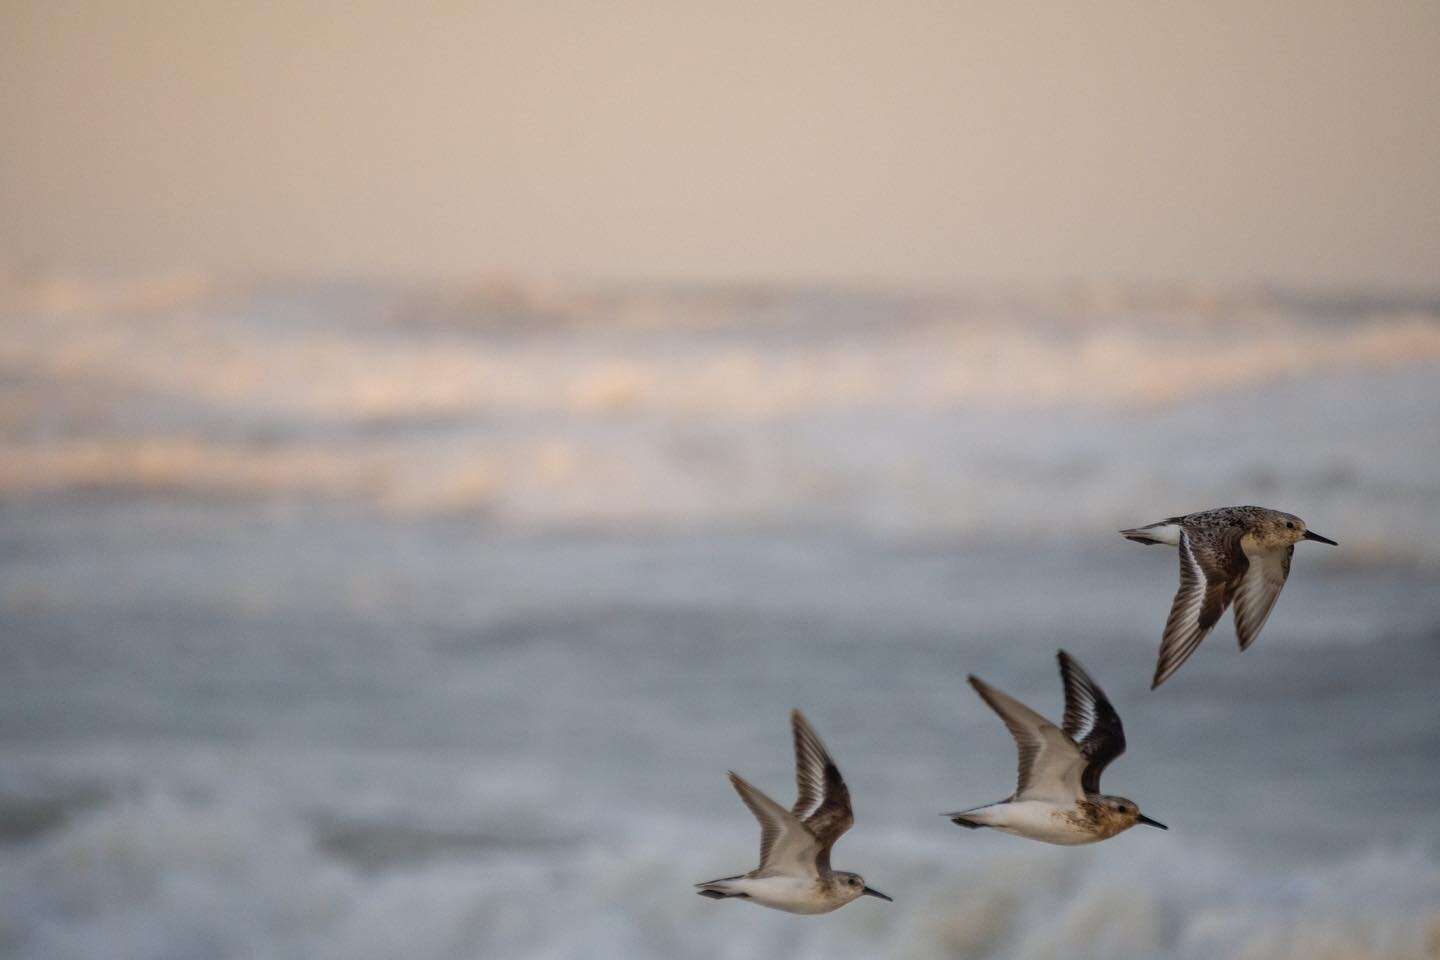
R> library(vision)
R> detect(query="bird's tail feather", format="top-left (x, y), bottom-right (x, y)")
top-left (695, 875), bottom-right (748, 899)
top-left (943, 806), bottom-right (990, 829)
top-left (1120, 525), bottom-right (1167, 544)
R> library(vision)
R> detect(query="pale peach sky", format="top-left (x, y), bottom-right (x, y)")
top-left (2, 1), bottom-right (1438, 288)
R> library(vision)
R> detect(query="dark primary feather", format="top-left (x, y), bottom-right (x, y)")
top-left (789, 710), bottom-right (853, 870)
top-left (1056, 651), bottom-right (1126, 795)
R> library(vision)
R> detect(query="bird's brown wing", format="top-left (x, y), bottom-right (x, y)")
top-left (789, 710), bottom-right (853, 872)
top-left (1152, 526), bottom-right (1247, 688)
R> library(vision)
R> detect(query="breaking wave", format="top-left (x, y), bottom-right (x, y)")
top-left (0, 773), bottom-right (1435, 960)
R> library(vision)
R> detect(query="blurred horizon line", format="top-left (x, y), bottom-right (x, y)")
top-left (4, 259), bottom-right (1440, 307)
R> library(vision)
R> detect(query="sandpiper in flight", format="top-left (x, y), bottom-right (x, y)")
top-left (1121, 506), bottom-right (1338, 688)
top-left (946, 650), bottom-right (1166, 844)
top-left (695, 709), bottom-right (892, 914)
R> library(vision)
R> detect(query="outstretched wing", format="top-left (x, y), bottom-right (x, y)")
top-left (969, 675), bottom-right (1085, 804)
top-left (727, 772), bottom-right (822, 879)
top-left (1152, 527), bottom-right (1246, 688)
top-left (1057, 650), bottom-right (1126, 794)
top-left (1232, 544), bottom-right (1292, 651)
top-left (789, 710), bottom-right (853, 868)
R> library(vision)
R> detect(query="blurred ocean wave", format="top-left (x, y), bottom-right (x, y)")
top-left (3, 271), bottom-right (1439, 563)
top-left (7, 270), bottom-right (1440, 417)
top-left (2, 270), bottom-right (1439, 958)
top-left (0, 747), bottom-right (1436, 960)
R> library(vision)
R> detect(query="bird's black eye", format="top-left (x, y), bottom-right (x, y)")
top-left (1286, 522), bottom-right (1295, 529)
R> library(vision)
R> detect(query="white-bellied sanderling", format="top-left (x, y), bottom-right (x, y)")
top-left (946, 651), bottom-right (1166, 844)
top-left (1121, 506), bottom-right (1337, 688)
top-left (695, 709), bottom-right (892, 913)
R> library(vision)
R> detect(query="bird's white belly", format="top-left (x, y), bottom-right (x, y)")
top-left (729, 875), bottom-right (835, 914)
top-left (979, 801), bottom-right (1100, 845)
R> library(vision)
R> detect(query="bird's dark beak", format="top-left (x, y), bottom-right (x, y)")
top-left (1303, 530), bottom-right (1337, 545)
top-left (1136, 813), bottom-right (1168, 830)
top-left (862, 886), bottom-right (893, 901)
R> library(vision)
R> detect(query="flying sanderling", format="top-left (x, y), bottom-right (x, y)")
top-left (695, 709), bottom-right (892, 913)
top-left (945, 650), bottom-right (1166, 844)
top-left (1120, 506), bottom-right (1337, 688)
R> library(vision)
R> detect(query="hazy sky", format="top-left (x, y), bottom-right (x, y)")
top-left (3, 1), bottom-right (1438, 288)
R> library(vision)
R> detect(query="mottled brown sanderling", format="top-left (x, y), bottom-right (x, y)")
top-left (1121, 506), bottom-right (1337, 687)
top-left (945, 651), bottom-right (1166, 844)
top-left (695, 709), bottom-right (892, 913)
